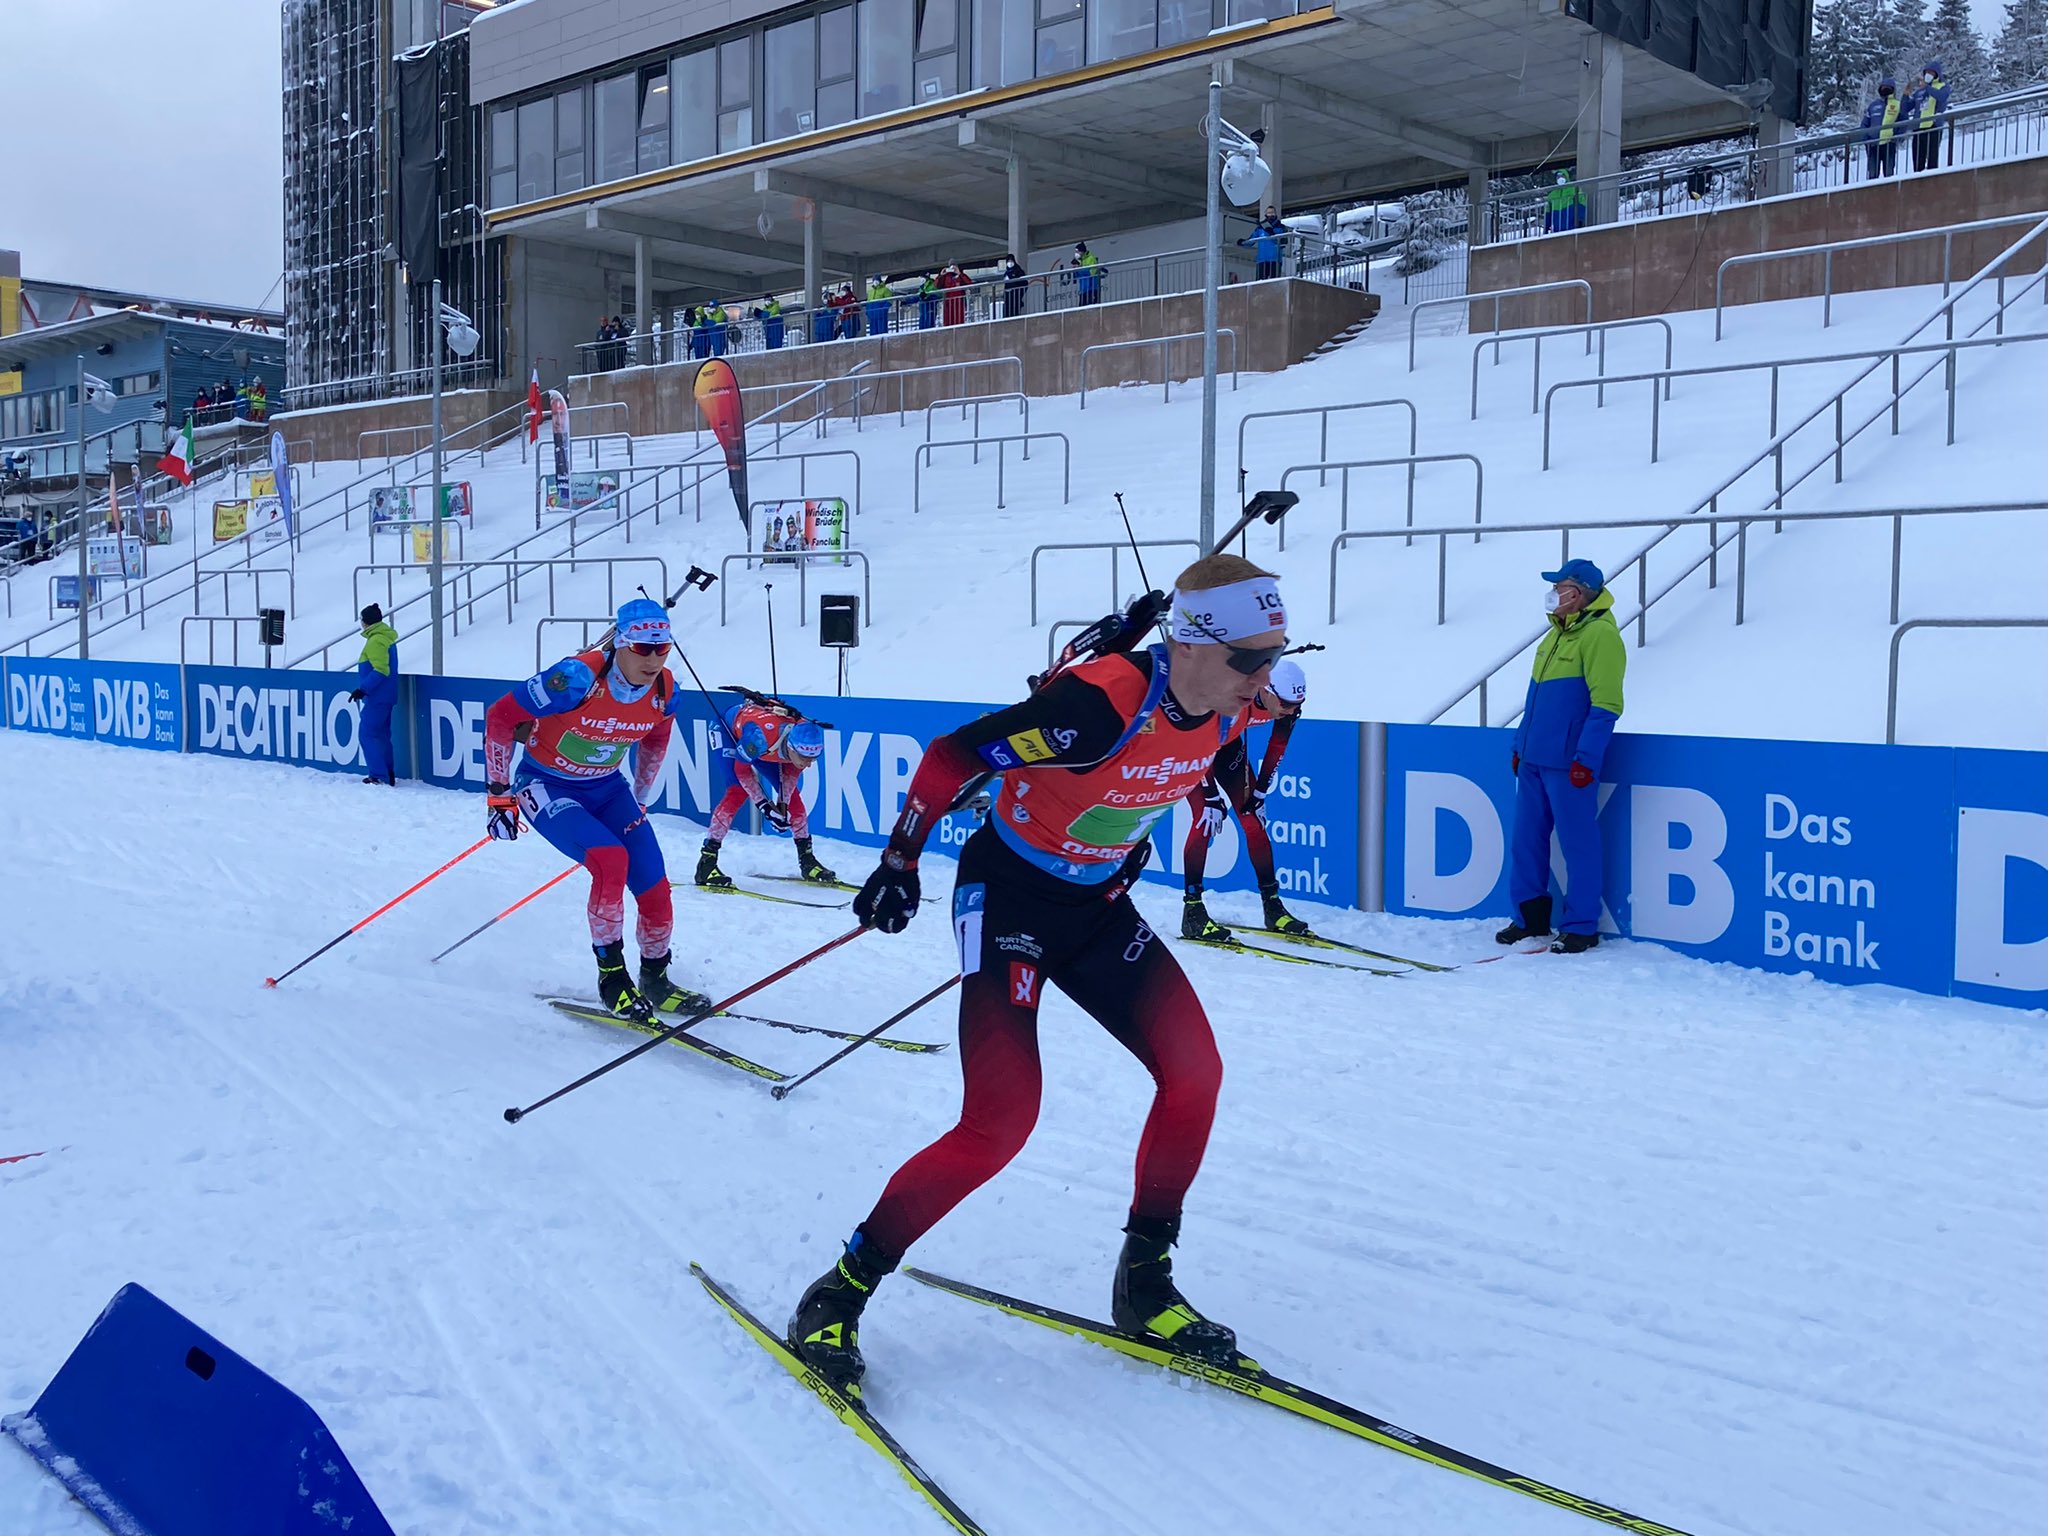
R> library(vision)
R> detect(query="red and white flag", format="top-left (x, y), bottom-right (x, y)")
top-left (157, 418), bottom-right (195, 486)
top-left (526, 367), bottom-right (543, 444)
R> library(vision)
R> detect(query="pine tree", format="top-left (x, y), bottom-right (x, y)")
top-left (1810, 0), bottom-right (1875, 117)
top-left (1922, 0), bottom-right (1994, 94)
top-left (1392, 192), bottom-right (1459, 276)
top-left (1993, 0), bottom-right (2048, 85)
top-left (1882, 0), bottom-right (1931, 83)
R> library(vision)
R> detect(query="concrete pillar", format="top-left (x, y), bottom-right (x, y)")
top-left (1006, 153), bottom-right (1030, 262)
top-left (1755, 111), bottom-right (1793, 200)
top-left (633, 235), bottom-right (651, 366)
top-left (1259, 99), bottom-right (1284, 216)
top-left (1576, 32), bottom-right (1624, 226)
top-left (804, 205), bottom-right (824, 317)
top-left (1466, 165), bottom-right (1489, 247)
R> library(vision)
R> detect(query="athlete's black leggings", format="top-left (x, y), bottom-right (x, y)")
top-left (860, 830), bottom-right (1224, 1258)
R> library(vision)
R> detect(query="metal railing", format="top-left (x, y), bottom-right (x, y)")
top-left (1236, 399), bottom-right (1419, 501)
top-left (749, 449), bottom-right (864, 521)
top-left (1430, 215), bottom-right (2048, 724)
top-left (835, 357), bottom-right (1025, 433)
top-left (1330, 500), bottom-right (2048, 633)
top-left (368, 515), bottom-right (468, 564)
top-left (1029, 540), bottom-right (1201, 625)
top-left (1544, 326), bottom-right (2048, 470)
top-left (1715, 211), bottom-right (2048, 338)
top-left (351, 556), bottom-right (668, 643)
top-left (1276, 454), bottom-right (1484, 552)
top-left (1079, 331), bottom-right (1237, 407)
top-left (1046, 619), bottom-right (1093, 671)
top-left (924, 393), bottom-right (1030, 460)
top-left (1410, 280), bottom-right (1591, 371)
top-left (718, 549), bottom-right (871, 627)
top-left (1472, 317), bottom-right (1674, 418)
top-left (1888, 617), bottom-right (2048, 743)
top-left (914, 434), bottom-right (1071, 512)
top-left (180, 615), bottom-right (277, 668)
top-left (535, 616), bottom-right (614, 671)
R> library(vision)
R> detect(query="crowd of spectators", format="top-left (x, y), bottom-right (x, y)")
top-left (191, 375), bottom-right (268, 426)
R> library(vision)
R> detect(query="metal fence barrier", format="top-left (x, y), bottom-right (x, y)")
top-left (179, 615), bottom-right (276, 668)
top-left (1276, 454), bottom-right (1485, 552)
top-left (535, 616), bottom-right (615, 671)
top-left (1028, 539), bottom-right (1201, 625)
top-left (1411, 280), bottom-right (1591, 371)
top-left (914, 433), bottom-right (1071, 512)
top-left (718, 549), bottom-right (872, 628)
top-left (1471, 317), bottom-right (1674, 419)
top-left (1888, 617), bottom-right (2048, 743)
top-left (1079, 331), bottom-right (1237, 408)
top-left (1236, 399), bottom-right (1419, 501)
top-left (924, 393), bottom-right (1031, 461)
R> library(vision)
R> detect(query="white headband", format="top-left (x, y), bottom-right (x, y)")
top-left (1168, 577), bottom-right (1288, 644)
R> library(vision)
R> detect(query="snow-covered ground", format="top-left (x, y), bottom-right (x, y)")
top-left (3, 732), bottom-right (2045, 1536)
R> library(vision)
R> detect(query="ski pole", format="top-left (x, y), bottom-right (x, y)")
top-left (429, 864), bottom-right (578, 964)
top-left (265, 837), bottom-right (491, 987)
top-left (764, 582), bottom-right (780, 693)
top-left (505, 927), bottom-right (866, 1123)
top-left (769, 973), bottom-right (960, 1101)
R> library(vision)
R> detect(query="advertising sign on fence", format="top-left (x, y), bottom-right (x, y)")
top-left (542, 472), bottom-right (620, 512)
top-left (369, 486), bottom-right (415, 526)
top-left (754, 498), bottom-right (848, 565)
top-left (212, 501), bottom-right (248, 542)
top-left (184, 665), bottom-right (406, 777)
top-left (3, 658), bottom-right (181, 750)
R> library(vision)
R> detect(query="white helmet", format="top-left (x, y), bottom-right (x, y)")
top-left (1267, 657), bottom-right (1307, 706)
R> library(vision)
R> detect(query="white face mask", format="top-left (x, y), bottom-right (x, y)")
top-left (1543, 589), bottom-right (1563, 614)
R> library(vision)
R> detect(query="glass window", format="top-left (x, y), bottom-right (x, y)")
top-left (556, 86), bottom-right (586, 192)
top-left (972, 0), bottom-right (1036, 88)
top-left (766, 19), bottom-right (817, 140)
top-left (638, 68), bottom-right (670, 169)
top-left (821, 6), bottom-right (855, 77)
top-left (515, 96), bottom-right (553, 202)
top-left (857, 0), bottom-right (914, 116)
top-left (719, 36), bottom-right (752, 110)
top-left (594, 73), bottom-right (635, 183)
top-left (489, 105), bottom-right (516, 206)
top-left (916, 0), bottom-right (956, 50)
top-left (1089, 0), bottom-right (1155, 59)
top-left (718, 108), bottom-right (754, 152)
top-left (671, 49), bottom-right (715, 163)
top-left (1156, 0), bottom-right (1203, 45)
top-left (1038, 0), bottom-right (1081, 19)
top-left (1035, 16), bottom-right (1082, 75)
top-left (916, 52), bottom-right (956, 100)
top-left (1223, 0), bottom-right (1295, 20)
top-left (818, 79), bottom-right (856, 127)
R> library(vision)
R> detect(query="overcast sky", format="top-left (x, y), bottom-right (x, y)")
top-left (4, 0), bottom-right (284, 310)
top-left (0, 0), bottom-right (2021, 312)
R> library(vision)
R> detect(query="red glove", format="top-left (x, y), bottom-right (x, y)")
top-left (1569, 762), bottom-right (1595, 789)
top-left (1511, 752), bottom-right (1520, 774)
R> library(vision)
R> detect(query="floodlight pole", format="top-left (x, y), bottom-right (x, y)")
top-left (75, 354), bottom-right (89, 660)
top-left (430, 277), bottom-right (445, 676)
top-left (1200, 72), bottom-right (1222, 554)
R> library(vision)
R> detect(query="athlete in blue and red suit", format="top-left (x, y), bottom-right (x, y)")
top-left (693, 697), bottom-right (837, 888)
top-left (482, 599), bottom-right (703, 1022)
top-left (787, 552), bottom-right (1292, 1391)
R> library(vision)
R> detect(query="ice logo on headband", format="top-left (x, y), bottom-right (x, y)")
top-left (1168, 576), bottom-right (1287, 644)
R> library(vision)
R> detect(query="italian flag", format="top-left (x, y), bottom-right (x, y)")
top-left (526, 367), bottom-right (543, 444)
top-left (157, 418), bottom-right (196, 486)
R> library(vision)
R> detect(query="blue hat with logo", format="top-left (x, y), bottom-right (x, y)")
top-left (1540, 558), bottom-right (1606, 593)
top-left (787, 719), bottom-right (825, 759)
top-left (615, 597), bottom-right (671, 645)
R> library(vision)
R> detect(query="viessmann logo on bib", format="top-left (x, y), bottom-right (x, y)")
top-left (1119, 755), bottom-right (1213, 784)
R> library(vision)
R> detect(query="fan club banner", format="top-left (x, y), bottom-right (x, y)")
top-left (753, 498), bottom-right (847, 563)
top-left (692, 358), bottom-right (751, 533)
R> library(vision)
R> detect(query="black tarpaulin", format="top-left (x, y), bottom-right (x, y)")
top-left (397, 42), bottom-right (442, 286)
top-left (1561, 0), bottom-right (1812, 124)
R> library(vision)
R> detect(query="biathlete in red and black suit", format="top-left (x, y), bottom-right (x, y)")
top-left (481, 599), bottom-right (704, 1022)
top-left (694, 696), bottom-right (837, 888)
top-left (1180, 656), bottom-right (1312, 942)
top-left (787, 553), bottom-right (1293, 1392)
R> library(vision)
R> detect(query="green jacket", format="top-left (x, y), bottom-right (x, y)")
top-left (355, 621), bottom-right (400, 698)
top-left (1512, 587), bottom-right (1625, 773)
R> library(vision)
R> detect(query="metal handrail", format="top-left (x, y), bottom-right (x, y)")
top-left (1028, 539), bottom-right (1201, 625)
top-left (1430, 216), bottom-right (2048, 724)
top-left (1411, 281), bottom-right (1590, 371)
top-left (1715, 211), bottom-right (2048, 338)
top-left (536, 615), bottom-right (614, 671)
top-left (841, 357), bottom-right (1025, 433)
top-left (1544, 324), bottom-right (2048, 469)
top-left (180, 615), bottom-right (275, 668)
top-left (750, 449), bottom-right (864, 521)
top-left (354, 556), bottom-right (668, 645)
top-left (567, 401), bottom-right (630, 434)
top-left (718, 549), bottom-right (871, 628)
top-left (1330, 501), bottom-right (2048, 633)
top-left (1276, 454), bottom-right (1484, 552)
top-left (1472, 317), bottom-right (1674, 419)
top-left (357, 425), bottom-right (432, 466)
top-left (1047, 619), bottom-right (1092, 670)
top-left (368, 515), bottom-right (468, 564)
top-left (1078, 331), bottom-right (1237, 408)
top-left (1236, 399), bottom-right (1418, 500)
top-left (1888, 618), bottom-right (2048, 743)
top-left (924, 393), bottom-right (1030, 460)
top-left (913, 433), bottom-right (1071, 512)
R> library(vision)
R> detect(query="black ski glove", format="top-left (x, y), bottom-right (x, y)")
top-left (853, 850), bottom-right (921, 934)
top-left (755, 796), bottom-right (793, 833)
top-left (348, 689), bottom-right (365, 703)
top-left (485, 781), bottom-right (521, 842)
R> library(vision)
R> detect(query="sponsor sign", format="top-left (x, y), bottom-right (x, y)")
top-left (184, 665), bottom-right (407, 776)
top-left (3, 658), bottom-right (180, 750)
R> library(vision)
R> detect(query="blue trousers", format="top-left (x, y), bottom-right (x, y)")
top-left (1508, 760), bottom-right (1604, 935)
top-left (516, 769), bottom-right (671, 951)
top-left (359, 694), bottom-right (395, 782)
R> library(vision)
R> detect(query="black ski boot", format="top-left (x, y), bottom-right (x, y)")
top-left (789, 1231), bottom-right (897, 1394)
top-left (638, 951), bottom-right (713, 1015)
top-left (1495, 896), bottom-right (1553, 945)
top-left (1550, 931), bottom-right (1601, 955)
top-left (1261, 887), bottom-right (1315, 938)
top-left (695, 838), bottom-right (735, 890)
top-left (1182, 893), bottom-right (1235, 943)
top-left (595, 942), bottom-right (654, 1024)
top-left (795, 837), bottom-right (838, 885)
top-left (1112, 1214), bottom-right (1239, 1365)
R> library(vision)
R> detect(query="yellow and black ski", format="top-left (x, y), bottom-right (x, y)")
top-left (691, 1264), bottom-right (988, 1536)
top-left (1225, 924), bottom-right (1454, 972)
top-left (902, 1268), bottom-right (1696, 1536)
top-left (541, 997), bottom-right (788, 1083)
top-left (1180, 932), bottom-right (1407, 977)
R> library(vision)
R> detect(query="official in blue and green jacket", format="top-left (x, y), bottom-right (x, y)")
top-left (351, 603), bottom-right (400, 786)
top-left (1503, 560), bottom-right (1625, 952)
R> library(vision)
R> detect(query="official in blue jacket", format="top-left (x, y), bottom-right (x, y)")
top-left (1502, 560), bottom-right (1625, 953)
top-left (351, 603), bottom-right (400, 786)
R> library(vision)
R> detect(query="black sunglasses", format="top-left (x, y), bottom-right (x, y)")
top-left (1184, 612), bottom-right (1286, 676)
